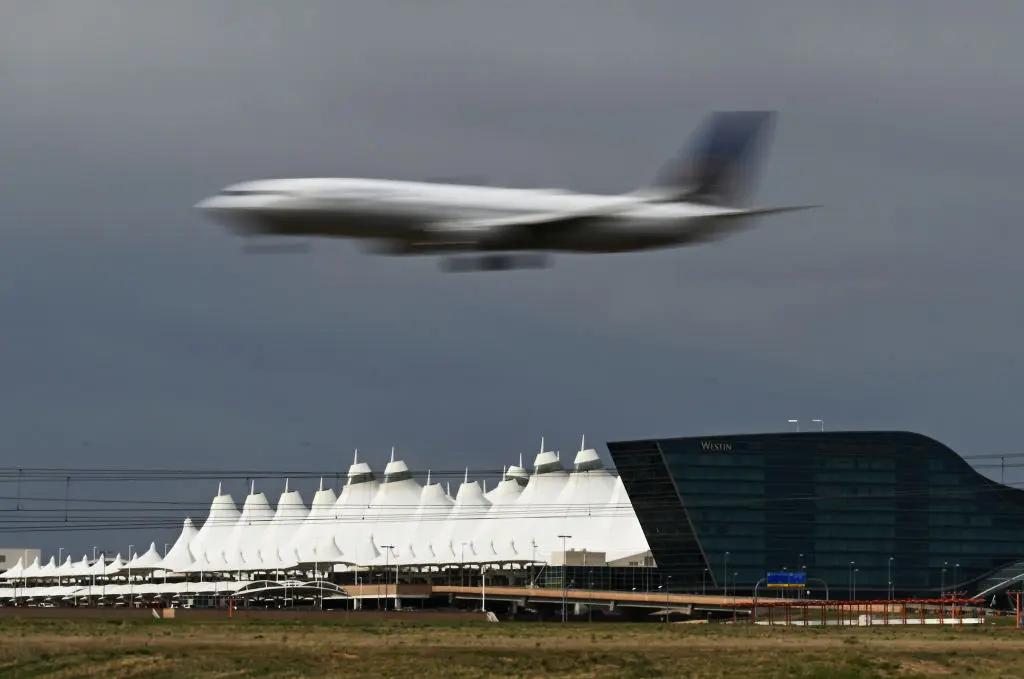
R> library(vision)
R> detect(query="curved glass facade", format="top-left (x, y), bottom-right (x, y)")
top-left (608, 431), bottom-right (1024, 599)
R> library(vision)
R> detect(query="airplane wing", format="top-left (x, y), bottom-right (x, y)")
top-left (418, 198), bottom-right (649, 249)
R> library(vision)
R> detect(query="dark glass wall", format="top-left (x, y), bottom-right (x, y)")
top-left (608, 432), bottom-right (1024, 599)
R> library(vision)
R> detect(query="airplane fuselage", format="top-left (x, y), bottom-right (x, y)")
top-left (199, 178), bottom-right (743, 254)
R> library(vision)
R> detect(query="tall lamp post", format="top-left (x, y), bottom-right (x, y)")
top-left (848, 561), bottom-right (855, 600)
top-left (887, 557), bottom-right (894, 600)
top-left (381, 545), bottom-right (395, 611)
top-left (953, 563), bottom-right (960, 598)
top-left (941, 562), bottom-right (948, 598)
top-left (812, 419), bottom-right (824, 432)
top-left (128, 544), bottom-right (134, 608)
top-left (788, 419), bottom-right (800, 432)
top-left (558, 535), bottom-right (572, 623)
top-left (481, 564), bottom-right (487, 613)
top-left (723, 552), bottom-right (730, 596)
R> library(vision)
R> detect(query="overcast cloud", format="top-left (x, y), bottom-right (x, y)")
top-left (2, 1), bottom-right (1023, 554)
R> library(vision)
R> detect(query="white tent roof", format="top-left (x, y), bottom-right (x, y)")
top-left (0, 557), bottom-right (25, 580)
top-left (23, 438), bottom-right (653, 572)
top-left (106, 554), bottom-right (126, 576)
top-left (36, 556), bottom-right (58, 578)
top-left (159, 518), bottom-right (198, 573)
top-left (21, 556), bottom-right (42, 578)
top-left (83, 553), bottom-right (123, 577)
top-left (405, 479), bottom-right (454, 564)
top-left (223, 484), bottom-right (275, 571)
top-left (54, 555), bottom-right (75, 578)
top-left (184, 486), bottom-right (240, 573)
top-left (331, 457), bottom-right (380, 562)
top-left (430, 476), bottom-right (491, 565)
top-left (259, 481), bottom-right (308, 570)
top-left (291, 481), bottom-right (339, 565)
top-left (473, 471), bottom-right (526, 562)
top-left (508, 449), bottom-right (570, 563)
top-left (68, 554), bottom-right (92, 578)
top-left (126, 542), bottom-right (164, 571)
top-left (603, 475), bottom-right (651, 561)
top-left (551, 446), bottom-right (619, 553)
top-left (367, 457), bottom-right (422, 563)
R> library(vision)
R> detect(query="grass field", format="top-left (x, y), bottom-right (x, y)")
top-left (1, 612), bottom-right (1022, 678)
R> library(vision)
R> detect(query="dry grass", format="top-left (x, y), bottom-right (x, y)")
top-left (0, 613), bottom-right (1021, 678)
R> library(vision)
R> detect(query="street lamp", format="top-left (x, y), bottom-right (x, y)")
top-left (558, 535), bottom-right (572, 623)
top-left (812, 419), bottom-right (824, 432)
top-left (723, 552), bottom-right (730, 596)
top-left (888, 557), bottom-right (894, 600)
top-left (848, 561), bottom-right (855, 600)
top-left (732, 572), bottom-right (738, 622)
top-left (787, 419), bottom-right (800, 432)
top-left (460, 542), bottom-right (468, 587)
top-left (702, 568), bottom-right (708, 595)
top-left (664, 575), bottom-right (673, 624)
top-left (128, 544), bottom-right (134, 608)
top-left (381, 545), bottom-right (395, 611)
top-left (953, 563), bottom-right (960, 598)
top-left (941, 562), bottom-right (948, 598)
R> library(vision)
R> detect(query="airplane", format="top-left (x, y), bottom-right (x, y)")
top-left (196, 111), bottom-right (812, 271)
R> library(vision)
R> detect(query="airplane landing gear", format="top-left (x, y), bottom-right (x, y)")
top-left (441, 254), bottom-right (550, 272)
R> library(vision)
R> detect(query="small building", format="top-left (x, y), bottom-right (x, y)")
top-left (0, 548), bottom-right (41, 570)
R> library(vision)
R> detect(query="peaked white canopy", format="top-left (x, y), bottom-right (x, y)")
top-left (0, 557), bottom-right (25, 580)
top-left (159, 518), bottom-right (198, 573)
top-left (126, 542), bottom-right (164, 571)
top-left (22, 440), bottom-right (652, 576)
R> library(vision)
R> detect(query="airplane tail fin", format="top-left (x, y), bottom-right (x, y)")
top-left (649, 111), bottom-right (775, 206)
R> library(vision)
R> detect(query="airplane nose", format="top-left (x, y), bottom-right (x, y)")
top-left (194, 196), bottom-right (228, 211)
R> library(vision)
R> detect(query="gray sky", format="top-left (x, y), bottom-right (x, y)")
top-left (2, 1), bottom-right (1023, 555)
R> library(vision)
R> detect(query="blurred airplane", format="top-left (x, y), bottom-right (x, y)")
top-left (197, 111), bottom-right (811, 271)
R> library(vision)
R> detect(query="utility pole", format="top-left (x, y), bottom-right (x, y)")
top-left (558, 535), bottom-right (572, 623)
top-left (381, 545), bottom-right (395, 611)
top-left (888, 557), bottom-right (894, 600)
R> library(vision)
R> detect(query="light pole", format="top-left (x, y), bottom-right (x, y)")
top-left (941, 562), bottom-right (948, 598)
top-left (848, 561), bottom-right (855, 600)
top-left (797, 554), bottom-right (805, 600)
top-left (128, 544), bottom-right (134, 608)
top-left (664, 575), bottom-right (673, 623)
top-left (164, 544), bottom-right (170, 586)
top-left (588, 570), bottom-right (594, 623)
top-left (460, 542), bottom-right (468, 587)
top-left (812, 419), bottom-right (824, 432)
top-left (481, 564), bottom-right (487, 613)
top-left (57, 547), bottom-right (64, 587)
top-left (723, 552), bottom-right (730, 596)
top-left (732, 572), bottom-right (738, 622)
top-left (381, 545), bottom-right (395, 611)
top-left (702, 568), bottom-right (708, 595)
top-left (558, 535), bottom-right (572, 623)
top-left (788, 419), bottom-right (800, 432)
top-left (887, 557), bottom-right (894, 600)
top-left (853, 568), bottom-right (858, 601)
top-left (953, 563), bottom-right (960, 598)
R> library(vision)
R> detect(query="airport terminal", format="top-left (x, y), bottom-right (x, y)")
top-left (3, 431), bottom-right (1023, 619)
